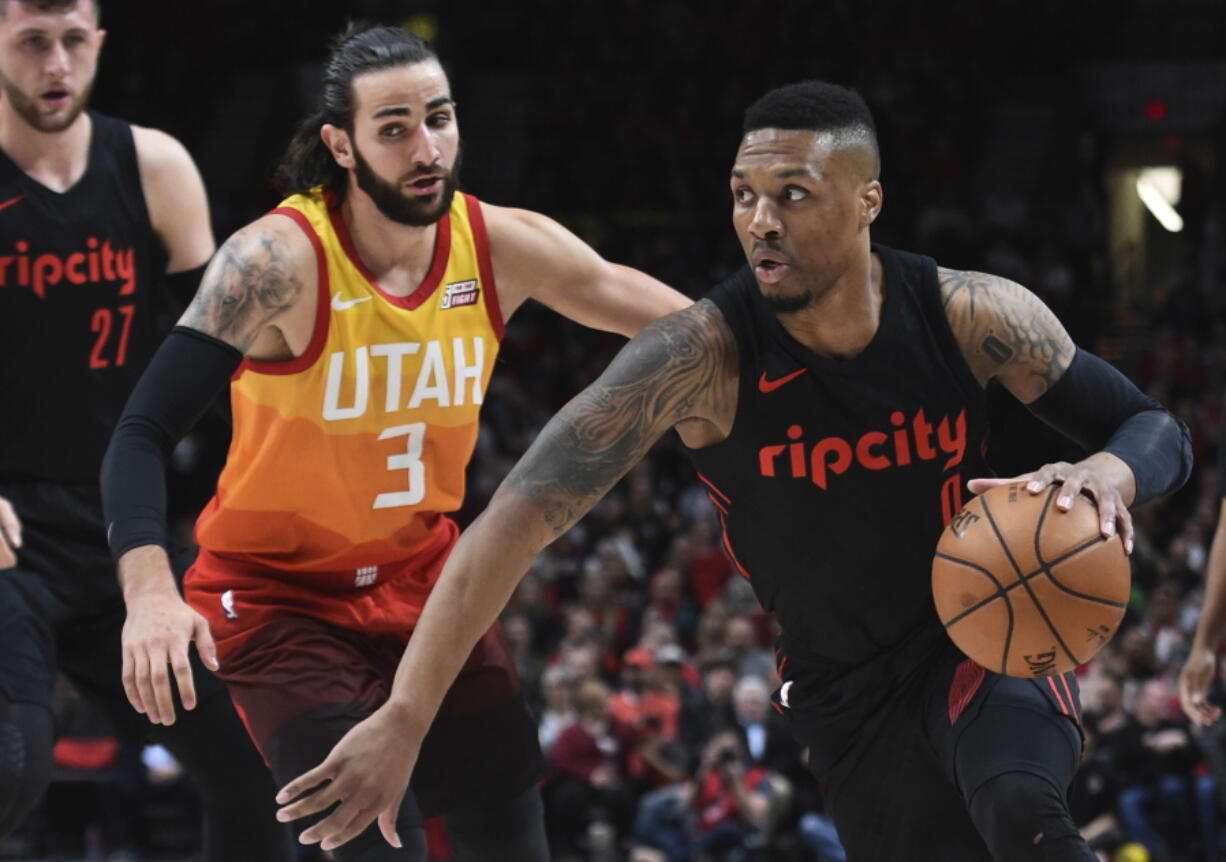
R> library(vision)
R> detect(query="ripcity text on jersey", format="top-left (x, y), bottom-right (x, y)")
top-left (0, 112), bottom-right (166, 482)
top-left (686, 246), bottom-right (991, 770)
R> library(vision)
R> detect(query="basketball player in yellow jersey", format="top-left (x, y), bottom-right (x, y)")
top-left (100, 23), bottom-right (688, 862)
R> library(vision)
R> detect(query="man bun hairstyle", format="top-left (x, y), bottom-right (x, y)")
top-left (273, 22), bottom-right (437, 199)
top-left (743, 81), bottom-right (879, 172)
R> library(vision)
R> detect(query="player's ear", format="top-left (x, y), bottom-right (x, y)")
top-left (321, 125), bottom-right (354, 170)
top-left (861, 180), bottom-right (883, 227)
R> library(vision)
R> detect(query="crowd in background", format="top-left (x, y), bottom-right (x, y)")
top-left (2, 1), bottom-right (1224, 860)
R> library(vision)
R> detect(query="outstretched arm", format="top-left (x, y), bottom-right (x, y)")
top-left (1181, 415), bottom-right (1226, 726)
top-left (942, 268), bottom-right (1191, 551)
top-left (101, 215), bottom-right (314, 726)
top-left (485, 205), bottom-right (692, 336)
top-left (274, 300), bottom-right (736, 852)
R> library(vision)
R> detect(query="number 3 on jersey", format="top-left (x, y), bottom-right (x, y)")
top-left (374, 422), bottom-right (426, 509)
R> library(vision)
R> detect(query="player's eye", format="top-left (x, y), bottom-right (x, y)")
top-left (426, 112), bottom-right (451, 129)
top-left (784, 186), bottom-right (808, 202)
top-left (22, 35), bottom-right (48, 51)
top-left (733, 187), bottom-right (754, 204)
top-left (380, 124), bottom-right (404, 138)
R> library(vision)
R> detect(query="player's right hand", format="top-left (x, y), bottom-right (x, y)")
top-left (121, 587), bottom-right (219, 726)
top-left (1179, 646), bottom-right (1222, 726)
top-left (0, 495), bottom-right (23, 568)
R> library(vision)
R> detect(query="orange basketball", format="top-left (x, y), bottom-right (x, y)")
top-left (932, 482), bottom-right (1130, 678)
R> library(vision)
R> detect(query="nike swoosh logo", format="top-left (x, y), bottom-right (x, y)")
top-left (758, 368), bottom-right (807, 393)
top-left (331, 293), bottom-right (372, 311)
top-left (0, 194), bottom-right (26, 212)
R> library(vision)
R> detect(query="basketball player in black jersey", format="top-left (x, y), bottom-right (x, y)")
top-left (277, 82), bottom-right (1192, 859)
top-left (0, 1), bottom-right (291, 857)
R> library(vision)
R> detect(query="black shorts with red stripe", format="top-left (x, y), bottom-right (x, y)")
top-left (776, 639), bottom-right (1087, 861)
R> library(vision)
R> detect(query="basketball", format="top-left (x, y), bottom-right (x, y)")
top-left (932, 482), bottom-right (1130, 678)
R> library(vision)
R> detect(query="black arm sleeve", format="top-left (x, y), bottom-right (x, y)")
top-left (101, 326), bottom-right (242, 561)
top-left (1024, 349), bottom-right (1192, 506)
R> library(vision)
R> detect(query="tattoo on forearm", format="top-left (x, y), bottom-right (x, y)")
top-left (506, 301), bottom-right (731, 536)
top-left (940, 267), bottom-right (1073, 395)
top-left (181, 229), bottom-right (301, 351)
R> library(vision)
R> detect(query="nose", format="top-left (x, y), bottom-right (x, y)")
top-left (406, 122), bottom-right (442, 168)
top-left (748, 197), bottom-right (783, 241)
top-left (45, 40), bottom-right (71, 77)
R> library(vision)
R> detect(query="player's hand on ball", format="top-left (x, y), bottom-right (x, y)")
top-left (275, 704), bottom-right (420, 852)
top-left (1179, 646), bottom-right (1222, 727)
top-left (121, 562), bottom-right (218, 725)
top-left (968, 455), bottom-right (1134, 554)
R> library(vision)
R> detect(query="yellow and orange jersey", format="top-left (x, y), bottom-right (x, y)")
top-left (193, 187), bottom-right (503, 598)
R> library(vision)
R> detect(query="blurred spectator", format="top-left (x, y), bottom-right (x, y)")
top-left (539, 665), bottom-right (578, 756)
top-left (632, 730), bottom-right (773, 862)
top-left (1115, 680), bottom-right (1215, 860)
top-left (547, 679), bottom-right (637, 859)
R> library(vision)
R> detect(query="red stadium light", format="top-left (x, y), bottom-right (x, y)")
top-left (1145, 99), bottom-right (1169, 121)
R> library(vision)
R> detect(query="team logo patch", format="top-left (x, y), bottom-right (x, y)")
top-left (441, 279), bottom-right (479, 310)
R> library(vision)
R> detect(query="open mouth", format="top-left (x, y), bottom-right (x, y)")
top-left (41, 88), bottom-right (70, 105)
top-left (753, 254), bottom-right (791, 284)
top-left (407, 176), bottom-right (443, 195)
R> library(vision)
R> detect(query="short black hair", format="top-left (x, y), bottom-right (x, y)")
top-left (0, 0), bottom-right (99, 19)
top-left (743, 81), bottom-right (878, 166)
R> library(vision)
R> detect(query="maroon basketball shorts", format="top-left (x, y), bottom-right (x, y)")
top-left (212, 612), bottom-right (543, 820)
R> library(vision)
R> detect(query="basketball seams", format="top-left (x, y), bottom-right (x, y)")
top-left (1038, 537), bottom-right (1128, 609)
top-left (933, 542), bottom-right (1015, 674)
top-left (934, 483), bottom-right (1130, 679)
top-left (984, 487), bottom-right (1082, 672)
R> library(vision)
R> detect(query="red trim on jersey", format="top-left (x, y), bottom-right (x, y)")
top-left (696, 473), bottom-right (749, 579)
top-left (326, 191), bottom-right (451, 310)
top-left (1059, 674), bottom-right (1079, 722)
top-left (464, 193), bottom-right (505, 341)
top-left (947, 658), bottom-right (986, 725)
top-left (236, 207), bottom-right (332, 378)
top-left (697, 473), bottom-right (732, 504)
top-left (1046, 676), bottom-right (1070, 716)
top-left (704, 492), bottom-right (729, 516)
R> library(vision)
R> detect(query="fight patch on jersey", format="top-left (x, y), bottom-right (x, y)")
top-left (441, 279), bottom-right (479, 310)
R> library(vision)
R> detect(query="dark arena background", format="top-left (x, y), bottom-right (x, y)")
top-left (3, 1), bottom-right (1225, 860)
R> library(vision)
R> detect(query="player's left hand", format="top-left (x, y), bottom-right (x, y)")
top-left (968, 456), bottom-right (1134, 554)
top-left (275, 703), bottom-right (420, 852)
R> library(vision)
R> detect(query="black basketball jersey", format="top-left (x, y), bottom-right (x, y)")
top-left (687, 246), bottom-right (991, 712)
top-left (0, 111), bottom-right (167, 483)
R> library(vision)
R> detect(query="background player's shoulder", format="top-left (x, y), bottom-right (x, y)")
top-left (130, 124), bottom-right (201, 185)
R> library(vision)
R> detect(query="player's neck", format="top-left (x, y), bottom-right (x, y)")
top-left (777, 250), bottom-right (884, 360)
top-left (0, 106), bottom-right (92, 193)
top-left (340, 191), bottom-right (441, 296)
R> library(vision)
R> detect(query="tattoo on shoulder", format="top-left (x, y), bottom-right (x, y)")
top-left (939, 267), bottom-right (1074, 395)
top-left (506, 301), bottom-right (732, 535)
top-left (181, 226), bottom-right (303, 351)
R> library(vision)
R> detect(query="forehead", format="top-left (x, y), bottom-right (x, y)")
top-left (732, 128), bottom-right (836, 177)
top-left (0, 1), bottom-right (98, 31)
top-left (351, 60), bottom-right (450, 116)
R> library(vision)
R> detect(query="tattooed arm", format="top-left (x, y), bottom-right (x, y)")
top-left (942, 267), bottom-right (1190, 548)
top-left (272, 301), bottom-right (737, 850)
top-left (938, 267), bottom-right (1074, 400)
top-left (100, 215), bottom-right (316, 726)
top-left (178, 214), bottom-right (316, 358)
